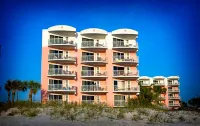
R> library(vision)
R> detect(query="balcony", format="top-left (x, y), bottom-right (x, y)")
top-left (81, 85), bottom-right (107, 93)
top-left (113, 86), bottom-right (140, 93)
top-left (48, 99), bottom-right (63, 104)
top-left (168, 89), bottom-right (180, 93)
top-left (48, 38), bottom-right (76, 49)
top-left (153, 82), bottom-right (165, 86)
top-left (168, 96), bottom-right (180, 100)
top-left (113, 70), bottom-right (139, 79)
top-left (81, 55), bottom-right (107, 65)
top-left (48, 68), bottom-right (76, 79)
top-left (112, 41), bottom-right (138, 51)
top-left (82, 100), bottom-right (107, 104)
top-left (168, 103), bottom-right (180, 107)
top-left (114, 100), bottom-right (126, 107)
top-left (168, 82), bottom-right (180, 86)
top-left (81, 70), bottom-right (107, 79)
top-left (113, 56), bottom-right (139, 65)
top-left (81, 41), bottom-right (107, 50)
top-left (141, 83), bottom-right (151, 86)
top-left (48, 53), bottom-right (76, 64)
top-left (48, 84), bottom-right (77, 94)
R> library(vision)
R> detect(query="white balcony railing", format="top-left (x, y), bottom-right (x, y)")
top-left (168, 89), bottom-right (180, 92)
top-left (81, 41), bottom-right (107, 48)
top-left (114, 100), bottom-right (126, 107)
top-left (48, 84), bottom-right (76, 92)
top-left (113, 41), bottom-right (138, 48)
top-left (48, 38), bottom-right (76, 46)
top-left (169, 103), bottom-right (180, 106)
top-left (153, 82), bottom-right (165, 86)
top-left (48, 53), bottom-right (76, 61)
top-left (141, 83), bottom-right (151, 86)
top-left (81, 70), bottom-right (107, 77)
top-left (168, 82), bottom-right (180, 86)
top-left (113, 70), bottom-right (139, 77)
top-left (48, 68), bottom-right (76, 76)
top-left (48, 99), bottom-right (63, 104)
top-left (114, 85), bottom-right (140, 92)
top-left (82, 55), bottom-right (107, 62)
top-left (81, 85), bottom-right (107, 92)
top-left (82, 100), bottom-right (107, 104)
top-left (113, 56), bottom-right (139, 63)
top-left (168, 96), bottom-right (180, 99)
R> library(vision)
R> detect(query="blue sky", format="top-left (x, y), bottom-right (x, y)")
top-left (0, 0), bottom-right (200, 102)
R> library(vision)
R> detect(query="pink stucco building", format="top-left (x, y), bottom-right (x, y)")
top-left (139, 76), bottom-right (180, 109)
top-left (41, 25), bottom-right (139, 107)
top-left (41, 25), bottom-right (180, 108)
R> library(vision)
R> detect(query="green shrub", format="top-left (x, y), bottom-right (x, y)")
top-left (25, 108), bottom-right (40, 117)
top-left (179, 115), bottom-right (185, 122)
top-left (132, 114), bottom-right (142, 121)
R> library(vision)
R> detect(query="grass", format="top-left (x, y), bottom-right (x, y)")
top-left (179, 115), bottom-right (185, 122)
top-left (132, 114), bottom-right (142, 121)
top-left (0, 100), bottom-right (199, 124)
top-left (26, 108), bottom-right (40, 117)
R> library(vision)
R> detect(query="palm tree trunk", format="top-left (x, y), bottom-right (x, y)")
top-left (17, 91), bottom-right (18, 102)
top-left (7, 92), bottom-right (10, 103)
top-left (29, 90), bottom-right (32, 103)
top-left (29, 90), bottom-right (33, 107)
top-left (12, 90), bottom-right (15, 105)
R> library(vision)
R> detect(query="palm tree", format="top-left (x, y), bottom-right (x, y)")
top-left (27, 80), bottom-right (40, 103)
top-left (16, 80), bottom-right (27, 102)
top-left (10, 80), bottom-right (20, 104)
top-left (4, 80), bottom-right (12, 103)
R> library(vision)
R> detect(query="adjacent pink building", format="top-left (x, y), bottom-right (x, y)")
top-left (41, 25), bottom-right (180, 108)
top-left (139, 76), bottom-right (181, 109)
top-left (41, 25), bottom-right (139, 107)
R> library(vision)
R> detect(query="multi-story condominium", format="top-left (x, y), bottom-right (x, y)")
top-left (139, 76), bottom-right (180, 109)
top-left (41, 25), bottom-right (140, 107)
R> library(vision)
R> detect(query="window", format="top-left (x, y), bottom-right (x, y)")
top-left (168, 94), bottom-right (173, 97)
top-left (114, 95), bottom-right (125, 101)
top-left (127, 81), bottom-right (130, 88)
top-left (49, 94), bottom-right (62, 100)
top-left (168, 87), bottom-right (172, 90)
top-left (82, 81), bottom-right (94, 85)
top-left (82, 95), bottom-right (94, 100)
top-left (49, 79), bottom-right (62, 85)
top-left (113, 52), bottom-right (124, 59)
top-left (66, 94), bottom-right (68, 102)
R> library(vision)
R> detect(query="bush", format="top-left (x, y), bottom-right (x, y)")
top-left (7, 108), bottom-right (20, 116)
top-left (117, 110), bottom-right (124, 119)
top-left (25, 108), bottom-right (40, 117)
top-left (132, 114), bottom-right (142, 121)
top-left (179, 115), bottom-right (185, 122)
top-left (148, 112), bottom-right (163, 124)
top-left (136, 108), bottom-right (149, 116)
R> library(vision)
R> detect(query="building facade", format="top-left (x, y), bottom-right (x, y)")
top-left (139, 76), bottom-right (180, 109)
top-left (41, 25), bottom-right (139, 107)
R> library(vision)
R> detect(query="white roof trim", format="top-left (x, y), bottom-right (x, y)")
top-left (139, 76), bottom-right (151, 79)
top-left (112, 28), bottom-right (138, 35)
top-left (48, 25), bottom-right (76, 32)
top-left (153, 76), bottom-right (165, 79)
top-left (168, 76), bottom-right (179, 79)
top-left (80, 28), bottom-right (107, 35)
